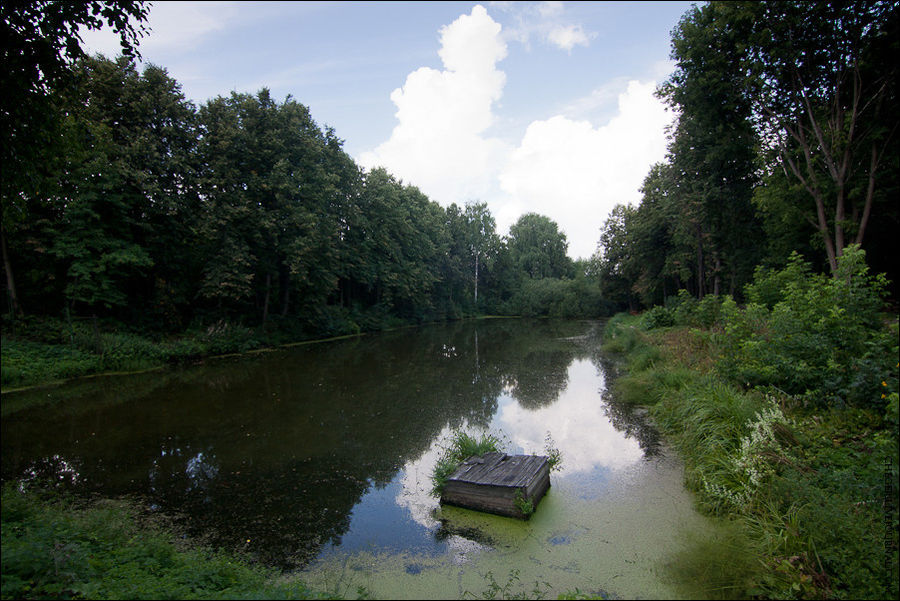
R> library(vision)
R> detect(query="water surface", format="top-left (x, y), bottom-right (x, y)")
top-left (2, 319), bottom-right (717, 598)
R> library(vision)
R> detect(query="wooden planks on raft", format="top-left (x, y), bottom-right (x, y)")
top-left (439, 452), bottom-right (551, 519)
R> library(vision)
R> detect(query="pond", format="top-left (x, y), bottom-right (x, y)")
top-left (2, 319), bottom-right (721, 599)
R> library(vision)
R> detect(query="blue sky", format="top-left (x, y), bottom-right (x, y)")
top-left (83, 1), bottom-right (698, 259)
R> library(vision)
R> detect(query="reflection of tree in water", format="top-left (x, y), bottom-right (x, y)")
top-left (148, 452), bottom-right (369, 569)
top-left (1, 319), bottom-right (608, 568)
top-left (592, 355), bottom-right (662, 458)
top-left (505, 349), bottom-right (572, 410)
top-left (489, 320), bottom-right (598, 411)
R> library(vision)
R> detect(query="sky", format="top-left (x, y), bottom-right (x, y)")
top-left (82, 1), bottom-right (697, 260)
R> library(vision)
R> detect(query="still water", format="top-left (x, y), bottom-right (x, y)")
top-left (2, 319), bottom-right (719, 598)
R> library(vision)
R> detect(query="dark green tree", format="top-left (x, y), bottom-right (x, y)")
top-left (595, 204), bottom-right (639, 311)
top-left (354, 169), bottom-right (448, 320)
top-left (196, 90), bottom-right (352, 326)
top-left (659, 2), bottom-right (762, 298)
top-left (1, 0), bottom-right (150, 316)
top-left (726, 0), bottom-right (899, 273)
top-left (40, 57), bottom-right (198, 323)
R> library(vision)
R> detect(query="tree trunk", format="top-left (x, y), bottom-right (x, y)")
top-left (696, 223), bottom-right (706, 298)
top-left (1, 224), bottom-right (21, 317)
top-left (712, 256), bottom-right (721, 297)
top-left (279, 264), bottom-right (290, 317)
top-left (261, 273), bottom-right (271, 325)
top-left (474, 252), bottom-right (479, 308)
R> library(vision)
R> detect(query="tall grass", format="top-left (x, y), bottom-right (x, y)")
top-left (431, 430), bottom-right (504, 495)
top-left (603, 312), bottom-right (899, 599)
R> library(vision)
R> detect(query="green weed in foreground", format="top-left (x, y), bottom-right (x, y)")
top-left (463, 569), bottom-right (551, 600)
top-left (0, 485), bottom-right (333, 600)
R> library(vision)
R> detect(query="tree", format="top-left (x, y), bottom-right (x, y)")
top-left (350, 169), bottom-right (450, 320)
top-left (729, 0), bottom-right (899, 273)
top-left (1, 1), bottom-right (149, 316)
top-left (507, 213), bottom-right (572, 280)
top-left (446, 202), bottom-right (499, 310)
top-left (45, 57), bottom-right (198, 320)
top-left (595, 204), bottom-right (639, 311)
top-left (197, 90), bottom-right (347, 324)
top-left (659, 2), bottom-right (763, 298)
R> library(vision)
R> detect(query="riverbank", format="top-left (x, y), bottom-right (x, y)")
top-left (0, 313), bottom-right (376, 393)
top-left (0, 484), bottom-right (344, 600)
top-left (2, 315), bottom-right (529, 394)
top-left (602, 305), bottom-right (898, 598)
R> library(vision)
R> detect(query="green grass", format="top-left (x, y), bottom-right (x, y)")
top-left (0, 484), bottom-right (337, 600)
top-left (1, 318), bottom-right (320, 393)
top-left (431, 430), bottom-right (505, 496)
top-left (603, 313), bottom-right (899, 599)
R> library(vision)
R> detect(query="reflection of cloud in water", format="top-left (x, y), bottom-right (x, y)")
top-left (19, 454), bottom-right (82, 490)
top-left (394, 359), bottom-right (642, 552)
top-left (495, 359), bottom-right (643, 474)
top-left (395, 424), bottom-right (492, 556)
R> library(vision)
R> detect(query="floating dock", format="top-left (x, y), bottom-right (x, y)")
top-left (439, 452), bottom-right (551, 519)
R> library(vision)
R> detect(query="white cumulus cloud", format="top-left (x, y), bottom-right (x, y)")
top-left (358, 5), bottom-right (511, 204)
top-left (547, 24), bottom-right (591, 52)
top-left (359, 5), bottom-right (673, 260)
top-left (495, 360), bottom-right (644, 474)
top-left (497, 80), bottom-right (672, 259)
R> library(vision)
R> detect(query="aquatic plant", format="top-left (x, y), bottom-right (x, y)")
top-left (464, 568), bottom-right (550, 600)
top-left (513, 490), bottom-right (535, 518)
top-left (431, 429), bottom-right (564, 496)
top-left (543, 432), bottom-right (563, 472)
top-left (431, 430), bottom-right (505, 496)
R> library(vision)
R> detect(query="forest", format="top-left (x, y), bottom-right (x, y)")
top-left (2, 1), bottom-right (898, 599)
top-left (2, 2), bottom-right (898, 387)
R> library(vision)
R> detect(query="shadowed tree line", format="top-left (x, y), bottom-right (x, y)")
top-left (594, 0), bottom-right (899, 310)
top-left (3, 1), bottom-right (897, 348)
top-left (1, 1), bottom-right (610, 343)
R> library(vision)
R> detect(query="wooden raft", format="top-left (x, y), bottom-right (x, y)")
top-left (439, 452), bottom-right (550, 519)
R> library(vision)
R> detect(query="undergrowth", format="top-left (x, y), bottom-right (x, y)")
top-left (0, 484), bottom-right (335, 600)
top-left (602, 247), bottom-right (899, 599)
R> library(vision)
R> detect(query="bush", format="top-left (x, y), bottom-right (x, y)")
top-left (0, 485), bottom-right (328, 600)
top-left (669, 289), bottom-right (699, 326)
top-left (201, 320), bottom-right (260, 355)
top-left (639, 305), bottom-right (674, 330)
top-left (500, 277), bottom-right (614, 318)
top-left (666, 290), bottom-right (724, 329)
top-left (717, 247), bottom-right (895, 409)
top-left (0, 339), bottom-right (101, 388)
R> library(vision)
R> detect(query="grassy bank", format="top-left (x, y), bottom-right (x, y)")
top-left (1, 314), bottom-right (379, 392)
top-left (1, 313), bottom-right (530, 393)
top-left (602, 250), bottom-right (898, 599)
top-left (0, 485), bottom-right (340, 600)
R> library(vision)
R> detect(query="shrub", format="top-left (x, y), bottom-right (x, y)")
top-left (670, 289), bottom-right (699, 326)
top-left (640, 305), bottom-right (674, 330)
top-left (201, 320), bottom-right (260, 354)
top-left (0, 485), bottom-right (327, 600)
top-left (717, 246), bottom-right (894, 409)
